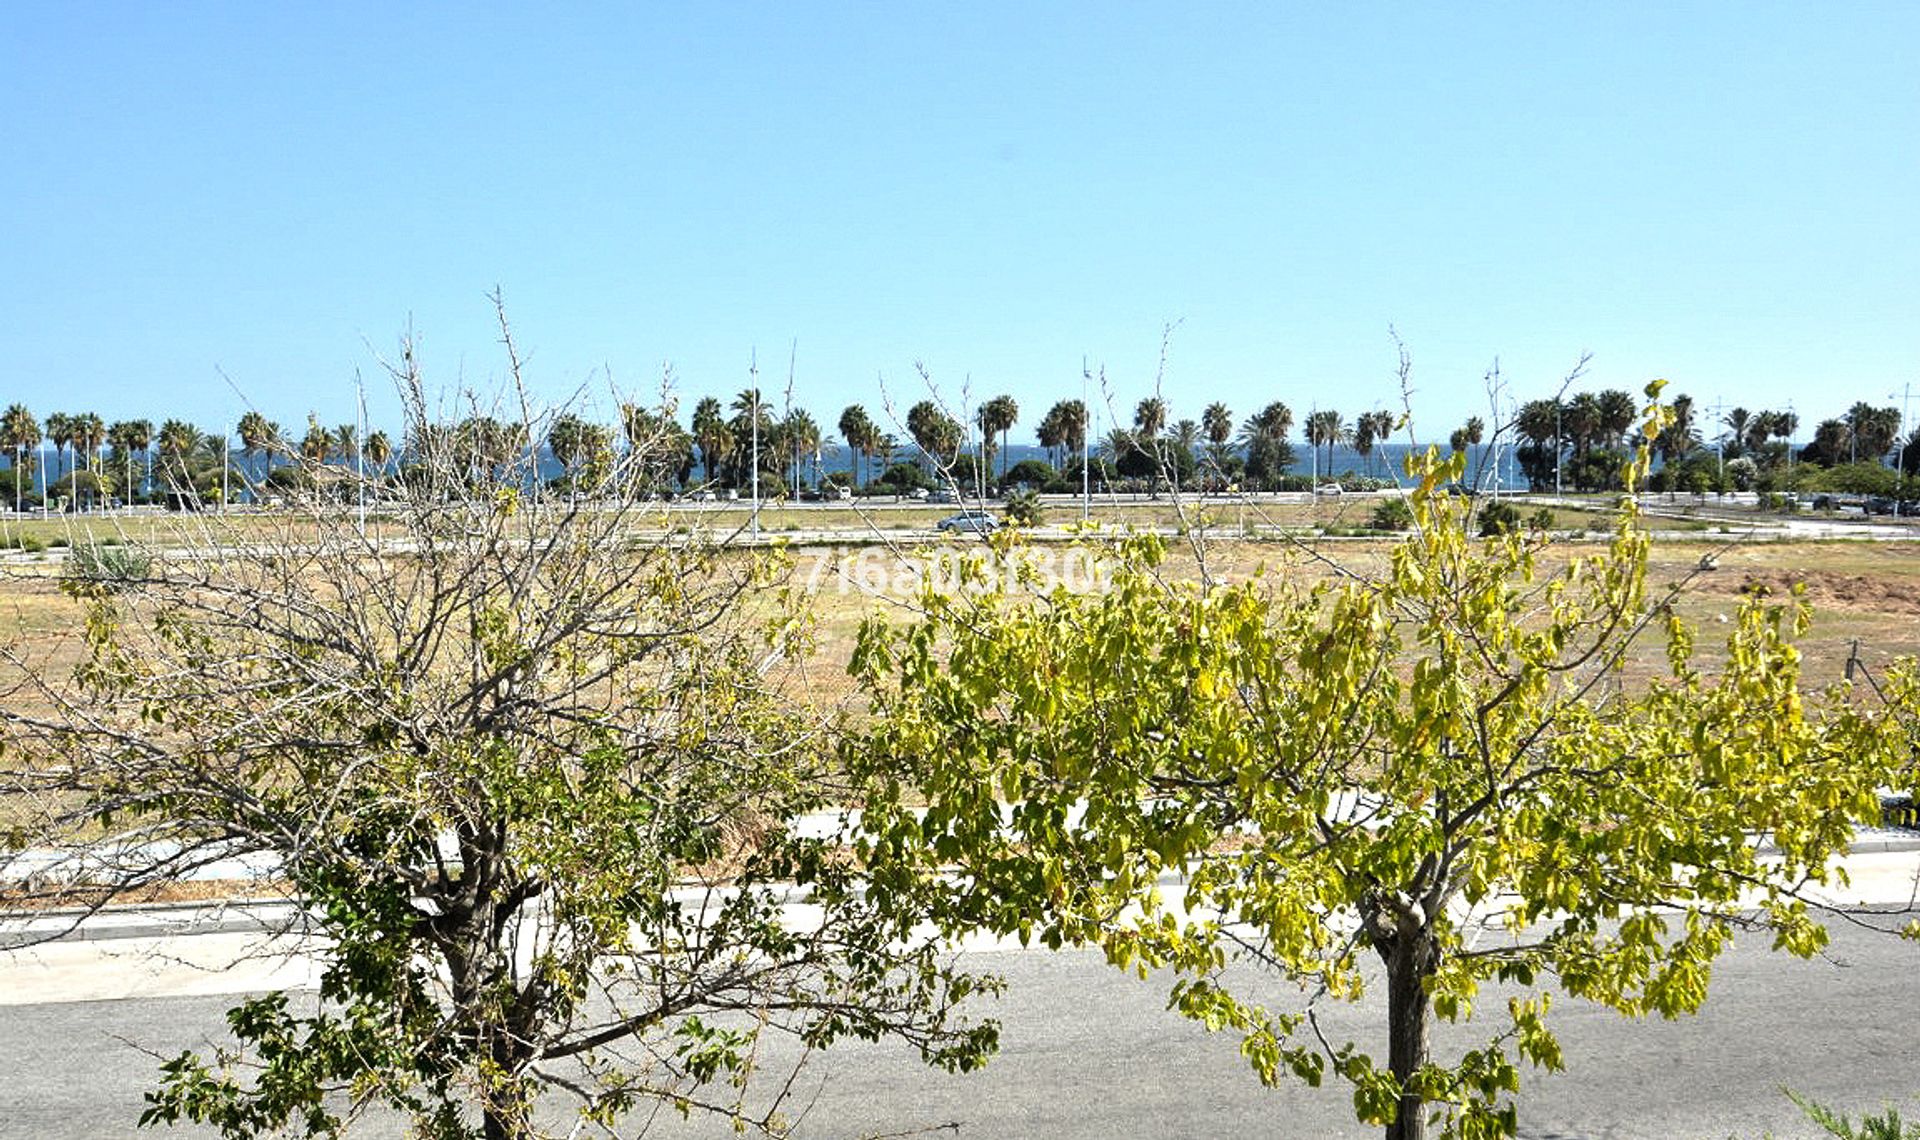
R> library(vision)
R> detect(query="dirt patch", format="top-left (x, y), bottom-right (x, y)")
top-left (0, 879), bottom-right (293, 912)
top-left (1721, 569), bottom-right (1920, 615)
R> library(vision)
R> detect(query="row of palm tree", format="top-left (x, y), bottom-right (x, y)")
top-left (1, 388), bottom-right (1909, 507)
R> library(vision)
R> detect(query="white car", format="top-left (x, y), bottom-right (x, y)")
top-left (936, 511), bottom-right (1000, 534)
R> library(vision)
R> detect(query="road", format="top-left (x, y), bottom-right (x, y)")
top-left (2, 912), bottom-right (1915, 1140)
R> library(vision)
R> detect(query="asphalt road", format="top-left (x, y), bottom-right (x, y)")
top-left (3, 912), bottom-right (1916, 1140)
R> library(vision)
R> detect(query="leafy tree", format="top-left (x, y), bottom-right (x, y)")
top-left (848, 387), bottom-right (1909, 1140)
top-left (1002, 458), bottom-right (1057, 490)
top-left (4, 346), bottom-right (994, 1140)
top-left (1239, 402), bottom-right (1296, 489)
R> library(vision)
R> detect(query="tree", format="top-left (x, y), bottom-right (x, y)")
top-left (848, 386), bottom-right (1908, 1140)
top-left (108, 419), bottom-right (152, 503)
top-left (838, 404), bottom-right (877, 488)
top-left (1037, 399), bottom-right (1091, 474)
top-left (44, 411), bottom-right (74, 490)
top-left (3, 337), bottom-right (993, 1140)
top-left (905, 400), bottom-right (962, 475)
top-left (1354, 410), bottom-right (1395, 477)
top-left (1, 404), bottom-right (41, 513)
top-left (978, 395), bottom-right (1019, 481)
top-left (687, 396), bottom-right (727, 485)
top-left (1239, 402), bottom-right (1296, 489)
top-left (1304, 408), bottom-right (1347, 475)
top-left (1201, 402), bottom-right (1234, 483)
top-left (363, 430), bottom-right (393, 472)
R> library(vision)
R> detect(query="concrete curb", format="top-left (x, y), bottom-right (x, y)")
top-left (9, 830), bottom-right (1919, 948)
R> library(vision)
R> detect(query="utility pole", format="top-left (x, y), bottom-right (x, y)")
top-left (1705, 395), bottom-right (1729, 490)
top-left (1080, 359), bottom-right (1091, 523)
top-left (1892, 381), bottom-right (1914, 516)
top-left (749, 352), bottom-right (761, 544)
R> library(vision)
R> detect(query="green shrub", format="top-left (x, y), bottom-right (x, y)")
top-left (1369, 498), bottom-right (1413, 532)
top-left (1476, 501), bottom-right (1522, 537)
top-left (1528, 507), bottom-right (1555, 531)
top-left (65, 541), bottom-right (151, 589)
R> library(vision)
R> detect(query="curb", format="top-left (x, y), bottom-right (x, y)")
top-left (0, 899), bottom-right (307, 950)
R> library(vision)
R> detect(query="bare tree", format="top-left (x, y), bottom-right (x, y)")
top-left (0, 320), bottom-right (993, 1139)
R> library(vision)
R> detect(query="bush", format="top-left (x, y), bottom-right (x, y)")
top-left (1528, 507), bottom-right (1555, 531)
top-left (1003, 489), bottom-right (1045, 527)
top-left (64, 540), bottom-right (151, 589)
top-left (1477, 501), bottom-right (1522, 537)
top-left (1369, 498), bottom-right (1413, 532)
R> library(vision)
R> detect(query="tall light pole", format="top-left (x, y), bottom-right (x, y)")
top-left (1892, 381), bottom-right (1914, 516)
top-left (1080, 359), bottom-right (1091, 523)
top-left (749, 352), bottom-right (761, 544)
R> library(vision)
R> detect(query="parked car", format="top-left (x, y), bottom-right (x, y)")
top-left (936, 510), bottom-right (999, 534)
top-left (926, 490), bottom-right (957, 504)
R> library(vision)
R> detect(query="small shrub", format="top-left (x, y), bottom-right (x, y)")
top-left (1369, 498), bottom-right (1413, 532)
top-left (1003, 489), bottom-right (1045, 528)
top-left (65, 541), bottom-right (152, 590)
top-left (1528, 507), bottom-right (1555, 531)
top-left (0, 533), bottom-right (47, 553)
top-left (1477, 501), bottom-right (1522, 537)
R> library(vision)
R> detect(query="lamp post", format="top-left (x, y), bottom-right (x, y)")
top-left (1893, 382), bottom-right (1914, 517)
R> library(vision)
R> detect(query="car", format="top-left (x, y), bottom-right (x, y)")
top-left (926, 490), bottom-right (957, 504)
top-left (936, 511), bottom-right (999, 534)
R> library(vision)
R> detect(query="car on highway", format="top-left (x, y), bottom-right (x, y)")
top-left (935, 510), bottom-right (1000, 534)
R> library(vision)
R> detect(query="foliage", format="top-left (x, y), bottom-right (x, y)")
top-left (4, 334), bottom-right (993, 1140)
top-left (847, 387), bottom-right (1910, 1140)
top-left (1788, 1091), bottom-right (1920, 1140)
top-left (1369, 497), bottom-right (1414, 532)
top-left (63, 539), bottom-right (151, 590)
top-left (1475, 500), bottom-right (1521, 537)
top-left (1002, 489), bottom-right (1045, 528)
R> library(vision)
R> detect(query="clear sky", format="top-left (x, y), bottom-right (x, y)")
top-left (4, 3), bottom-right (1916, 446)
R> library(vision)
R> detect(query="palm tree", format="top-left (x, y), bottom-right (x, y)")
top-left (108, 419), bottom-right (152, 503)
top-left (781, 407), bottom-right (822, 494)
top-left (1449, 416), bottom-right (1485, 456)
top-left (1653, 395), bottom-right (1699, 466)
top-left (364, 430), bottom-right (393, 472)
top-left (157, 419), bottom-right (200, 491)
top-left (300, 415), bottom-right (330, 465)
top-left (237, 411), bottom-right (278, 461)
top-left (547, 414), bottom-right (593, 475)
top-left (1845, 402), bottom-right (1902, 464)
top-left (73, 413), bottom-right (106, 499)
top-left (838, 404), bottom-right (876, 488)
top-left (1594, 389), bottom-right (1637, 450)
top-left (978, 395), bottom-right (1019, 480)
top-left (1304, 409), bottom-right (1347, 477)
top-left (43, 412), bottom-right (73, 490)
top-left (1038, 399), bottom-right (1089, 471)
top-left (730, 389), bottom-right (775, 490)
top-left (1, 404), bottom-right (40, 513)
top-left (688, 397), bottom-right (730, 485)
top-left (1562, 393), bottom-right (1603, 459)
top-left (1131, 398), bottom-right (1170, 493)
top-left (906, 401), bottom-right (961, 473)
top-left (1238, 402), bottom-right (1295, 488)
top-left (331, 424), bottom-right (360, 467)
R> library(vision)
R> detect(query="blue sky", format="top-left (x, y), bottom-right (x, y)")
top-left (4, 3), bottom-right (1916, 446)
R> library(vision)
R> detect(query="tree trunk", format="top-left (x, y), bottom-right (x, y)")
top-left (1383, 924), bottom-right (1435, 1140)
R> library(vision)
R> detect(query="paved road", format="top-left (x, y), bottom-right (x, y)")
top-left (3, 912), bottom-right (1916, 1140)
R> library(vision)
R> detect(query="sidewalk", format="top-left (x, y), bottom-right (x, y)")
top-left (5, 824), bottom-right (1918, 1007)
